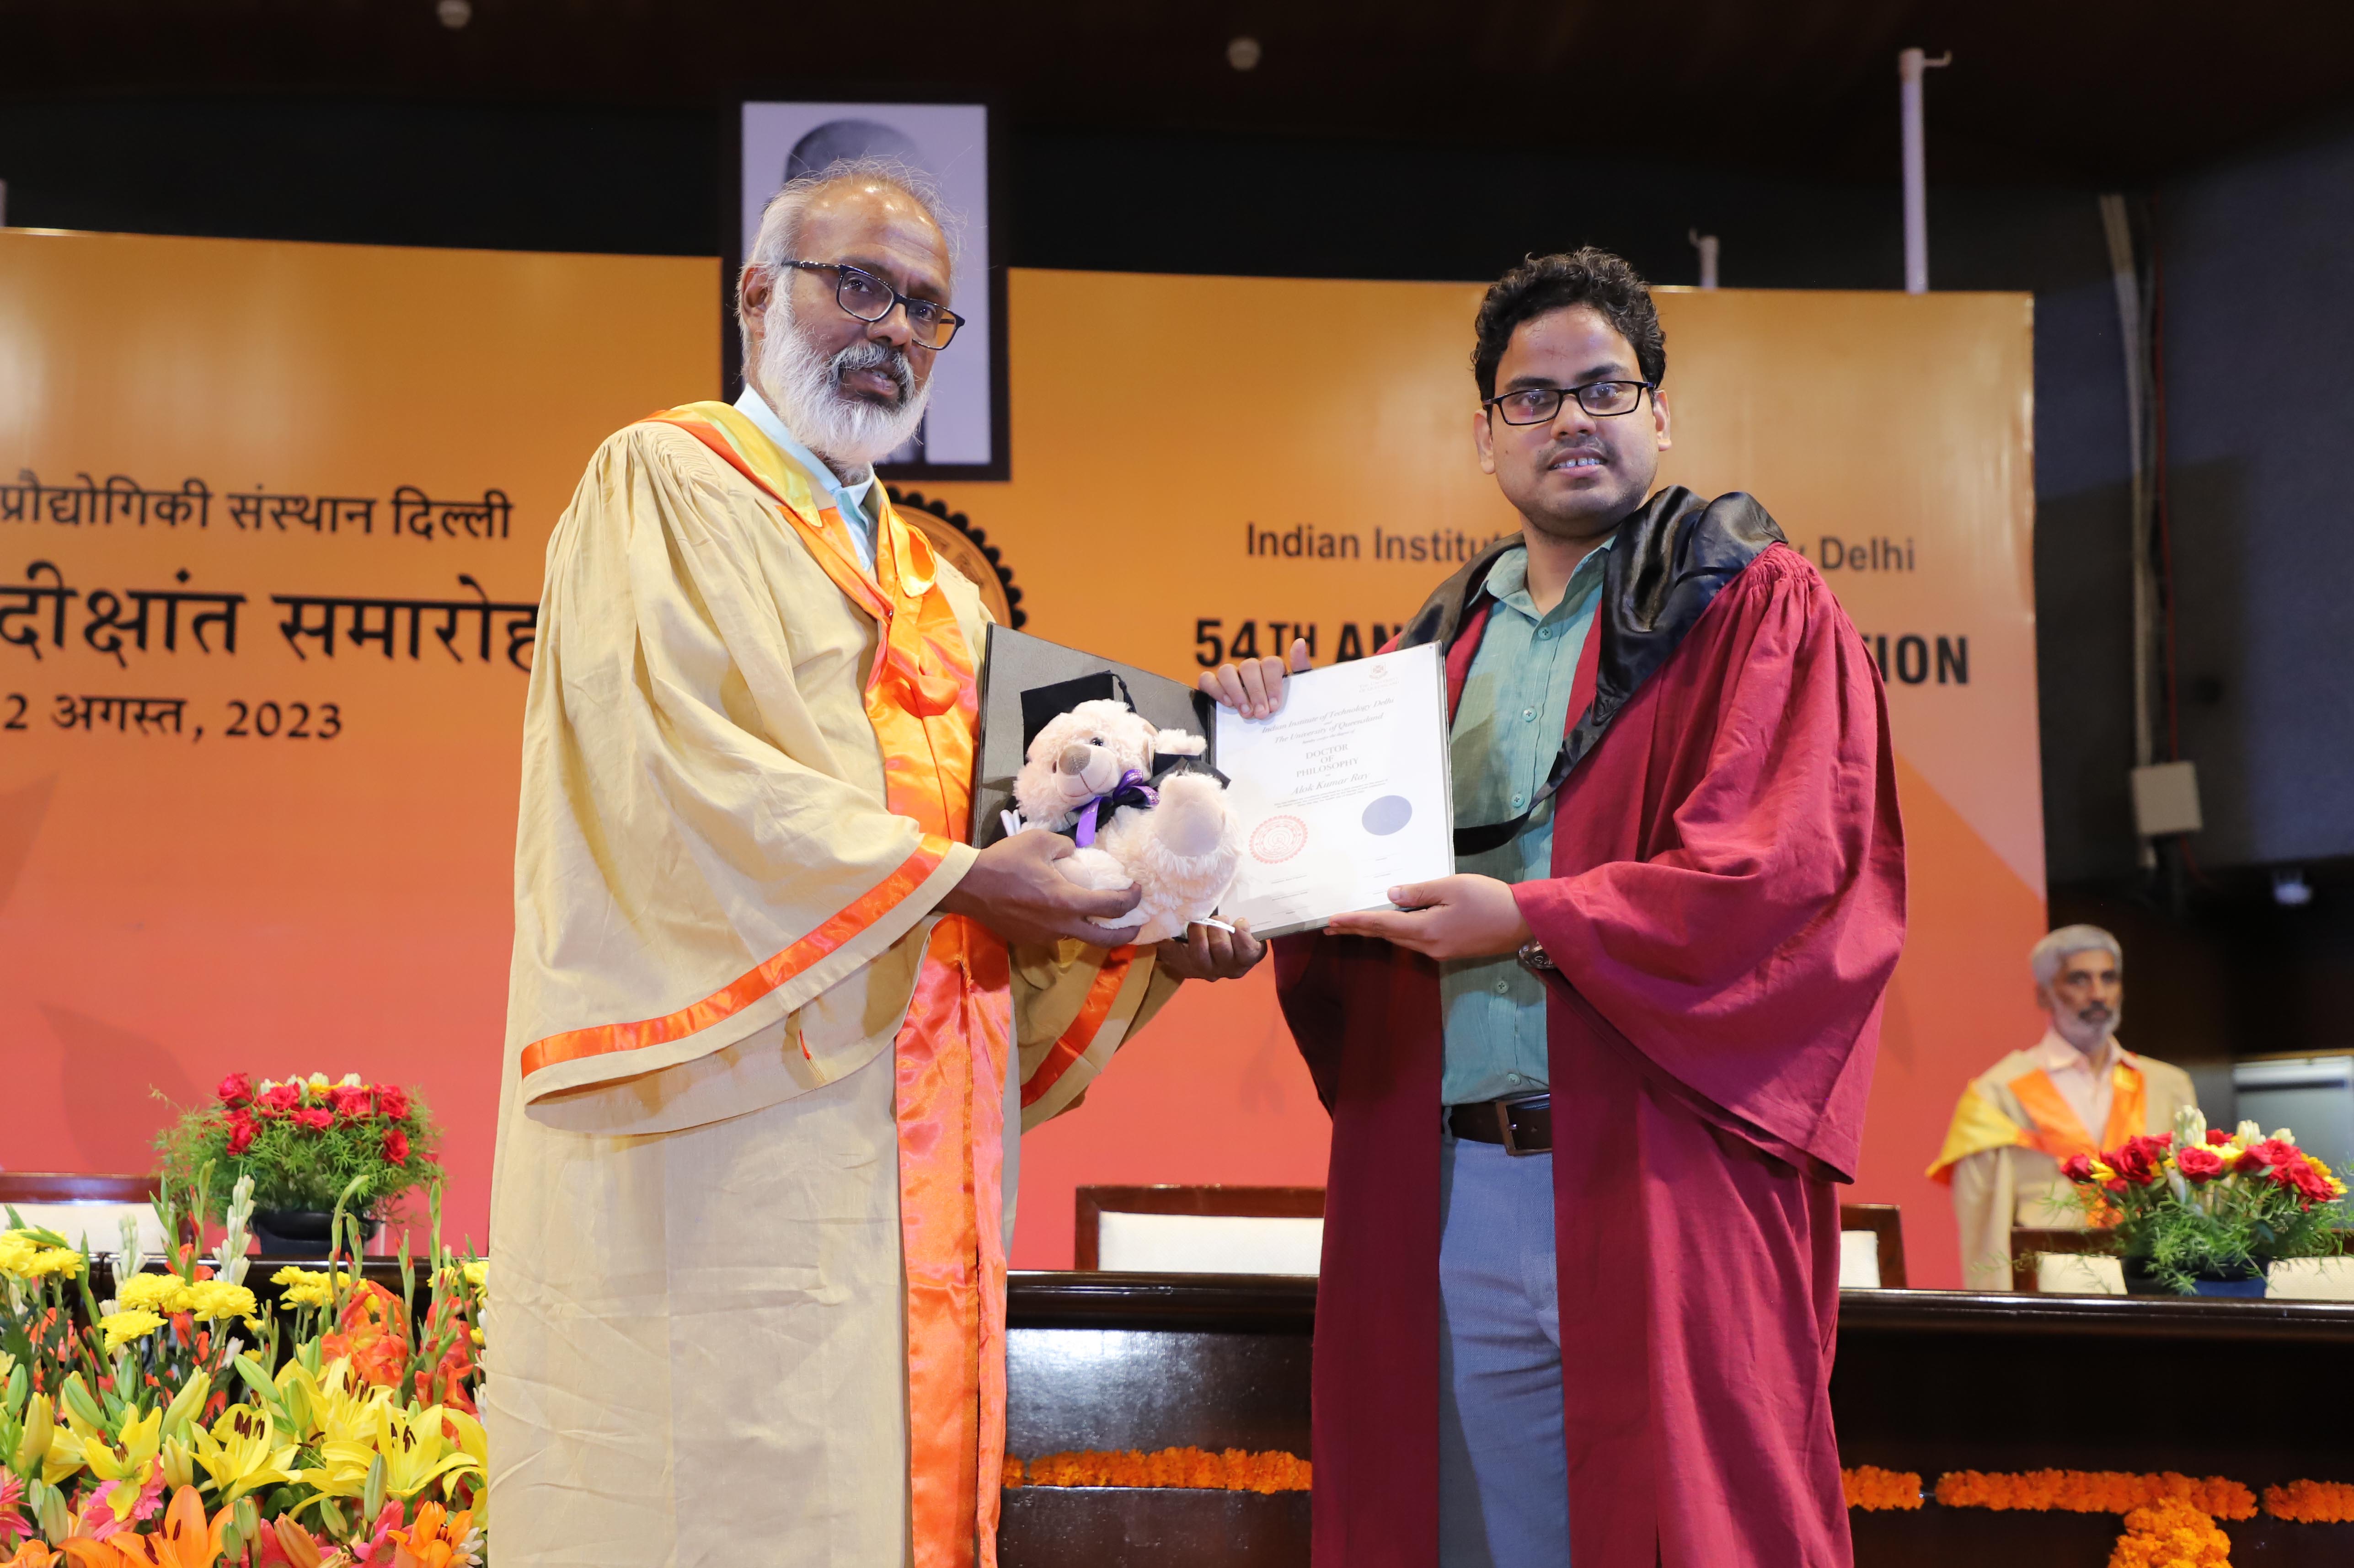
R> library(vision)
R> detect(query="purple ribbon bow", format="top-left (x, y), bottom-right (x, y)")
top-left (1073, 770), bottom-right (1157, 847)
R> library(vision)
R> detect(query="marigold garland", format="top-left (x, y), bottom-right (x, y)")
top-left (1933, 1470), bottom-right (2256, 1520)
top-left (2105, 1496), bottom-right (2233, 1568)
top-left (1006, 1447), bottom-right (1311, 1493)
top-left (2263, 1480), bottom-right (2354, 1523)
top-left (1840, 1466), bottom-right (1923, 1510)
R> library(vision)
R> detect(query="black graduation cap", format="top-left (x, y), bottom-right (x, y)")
top-left (1019, 671), bottom-right (1133, 755)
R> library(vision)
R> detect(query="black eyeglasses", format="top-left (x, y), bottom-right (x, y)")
top-left (783, 260), bottom-right (965, 350)
top-left (1483, 380), bottom-right (1656, 425)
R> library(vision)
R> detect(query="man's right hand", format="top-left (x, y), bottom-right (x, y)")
top-left (936, 829), bottom-right (1144, 947)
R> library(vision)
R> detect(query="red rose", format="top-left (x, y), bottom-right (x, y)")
top-left (2060, 1153), bottom-right (2097, 1183)
top-left (382, 1128), bottom-right (411, 1165)
top-left (292, 1106), bottom-right (334, 1133)
top-left (259, 1083), bottom-right (303, 1114)
top-left (2206, 1128), bottom-right (2234, 1146)
top-left (217, 1072), bottom-right (254, 1108)
top-left (2175, 1145), bottom-right (2226, 1183)
top-left (2108, 1141), bottom-right (2162, 1187)
top-left (375, 1085), bottom-right (412, 1121)
top-left (330, 1085), bottom-right (374, 1121)
top-left (225, 1111), bottom-right (258, 1156)
top-left (2283, 1159), bottom-right (2335, 1204)
top-left (2242, 1138), bottom-right (2301, 1176)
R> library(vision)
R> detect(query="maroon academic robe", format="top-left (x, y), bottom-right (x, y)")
top-left (1276, 488), bottom-right (1906, 1568)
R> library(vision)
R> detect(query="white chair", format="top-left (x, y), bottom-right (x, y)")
top-left (1837, 1204), bottom-right (1908, 1289)
top-left (1075, 1186), bottom-right (1325, 1275)
top-left (0, 1174), bottom-right (172, 1260)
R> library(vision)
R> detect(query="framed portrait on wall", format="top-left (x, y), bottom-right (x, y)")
top-left (728, 95), bottom-right (1009, 481)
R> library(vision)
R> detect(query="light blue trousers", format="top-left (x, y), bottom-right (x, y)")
top-left (1438, 1132), bottom-right (1571, 1568)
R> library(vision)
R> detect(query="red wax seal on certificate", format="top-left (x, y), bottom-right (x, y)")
top-left (1251, 814), bottom-right (1308, 864)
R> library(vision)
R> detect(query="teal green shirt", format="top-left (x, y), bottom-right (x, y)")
top-left (1439, 537), bottom-right (1612, 1105)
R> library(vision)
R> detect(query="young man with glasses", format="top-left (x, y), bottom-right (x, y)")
top-left (1207, 249), bottom-right (1906, 1567)
top-left (490, 159), bottom-right (1265, 1568)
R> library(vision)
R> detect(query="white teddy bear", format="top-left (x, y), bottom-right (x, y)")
top-left (1009, 696), bottom-right (1242, 945)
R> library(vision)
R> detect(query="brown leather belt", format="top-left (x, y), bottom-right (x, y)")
top-left (1446, 1093), bottom-right (1552, 1156)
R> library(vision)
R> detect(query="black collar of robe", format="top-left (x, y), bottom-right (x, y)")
top-left (1393, 486), bottom-right (1785, 853)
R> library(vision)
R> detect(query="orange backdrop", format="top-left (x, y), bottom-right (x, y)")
top-left (0, 235), bottom-right (2043, 1286)
top-left (0, 230), bottom-right (717, 1250)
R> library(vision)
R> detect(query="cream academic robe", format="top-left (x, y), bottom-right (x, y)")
top-left (485, 413), bottom-right (1173, 1568)
top-left (1931, 1043), bottom-right (2198, 1291)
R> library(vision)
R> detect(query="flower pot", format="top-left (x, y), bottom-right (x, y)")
top-left (2120, 1261), bottom-right (2268, 1297)
top-left (250, 1208), bottom-right (341, 1257)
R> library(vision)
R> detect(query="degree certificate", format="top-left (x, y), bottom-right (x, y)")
top-left (1213, 642), bottom-right (1455, 937)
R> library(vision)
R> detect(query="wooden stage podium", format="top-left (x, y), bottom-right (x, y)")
top-left (1002, 1273), bottom-right (2354, 1568)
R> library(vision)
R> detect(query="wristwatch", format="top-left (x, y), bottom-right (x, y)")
top-left (1516, 940), bottom-right (1555, 973)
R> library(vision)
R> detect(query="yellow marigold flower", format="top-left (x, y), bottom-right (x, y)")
top-left (0, 1232), bottom-right (36, 1276)
top-left (184, 1281), bottom-right (259, 1324)
top-left (22, 1248), bottom-right (85, 1281)
top-left (117, 1273), bottom-right (194, 1314)
top-left (270, 1266), bottom-right (357, 1308)
top-left (461, 1258), bottom-right (487, 1291)
top-left (99, 1310), bottom-right (167, 1352)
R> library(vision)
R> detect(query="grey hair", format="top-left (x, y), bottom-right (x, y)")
top-left (736, 155), bottom-right (962, 369)
top-left (2031, 925), bottom-right (2122, 989)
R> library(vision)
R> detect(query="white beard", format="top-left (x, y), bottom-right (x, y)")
top-left (757, 313), bottom-right (932, 471)
top-left (2054, 1003), bottom-right (2120, 1054)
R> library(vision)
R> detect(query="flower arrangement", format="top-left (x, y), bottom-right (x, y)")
top-left (2262, 1480), bottom-right (2354, 1523)
top-left (2106, 1495), bottom-right (2233, 1568)
top-left (155, 1077), bottom-right (439, 1225)
top-left (2056, 1109), bottom-right (2349, 1294)
top-left (1838, 1466), bottom-right (1923, 1510)
top-left (0, 1170), bottom-right (487, 1565)
top-left (1931, 1470), bottom-right (2256, 1520)
top-left (1004, 1448), bottom-right (1311, 1494)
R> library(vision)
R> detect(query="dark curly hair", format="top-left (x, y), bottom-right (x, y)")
top-left (1471, 248), bottom-right (1665, 401)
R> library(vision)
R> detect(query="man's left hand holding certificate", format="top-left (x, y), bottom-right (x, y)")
top-left (1198, 638), bottom-right (1531, 962)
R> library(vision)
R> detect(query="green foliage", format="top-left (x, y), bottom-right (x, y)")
top-left (2127, 1167), bottom-right (2349, 1293)
top-left (152, 1075), bottom-right (439, 1220)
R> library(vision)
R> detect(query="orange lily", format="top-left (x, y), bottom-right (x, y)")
top-left (6, 1541), bottom-right (59, 1568)
top-left (257, 1517), bottom-right (327, 1568)
top-left (319, 1286), bottom-right (408, 1393)
top-left (57, 1543), bottom-right (134, 1568)
top-left (107, 1488), bottom-right (227, 1568)
top-left (385, 1503), bottom-right (474, 1568)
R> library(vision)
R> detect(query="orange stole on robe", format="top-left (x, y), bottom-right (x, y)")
top-left (2010, 1062), bottom-right (2149, 1162)
top-left (649, 404), bottom-right (1012, 1568)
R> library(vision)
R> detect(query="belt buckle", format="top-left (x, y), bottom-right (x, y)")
top-left (1493, 1099), bottom-right (1525, 1157)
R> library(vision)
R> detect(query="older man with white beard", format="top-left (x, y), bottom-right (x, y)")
top-left (1929, 924), bottom-right (2199, 1290)
top-left (485, 159), bottom-right (1267, 1568)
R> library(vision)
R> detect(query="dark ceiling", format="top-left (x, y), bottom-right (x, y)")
top-left (5, 0), bottom-right (2354, 189)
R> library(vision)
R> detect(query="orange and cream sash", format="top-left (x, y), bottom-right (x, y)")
top-left (647, 401), bottom-right (1012, 1568)
top-left (2010, 1061), bottom-right (2147, 1163)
